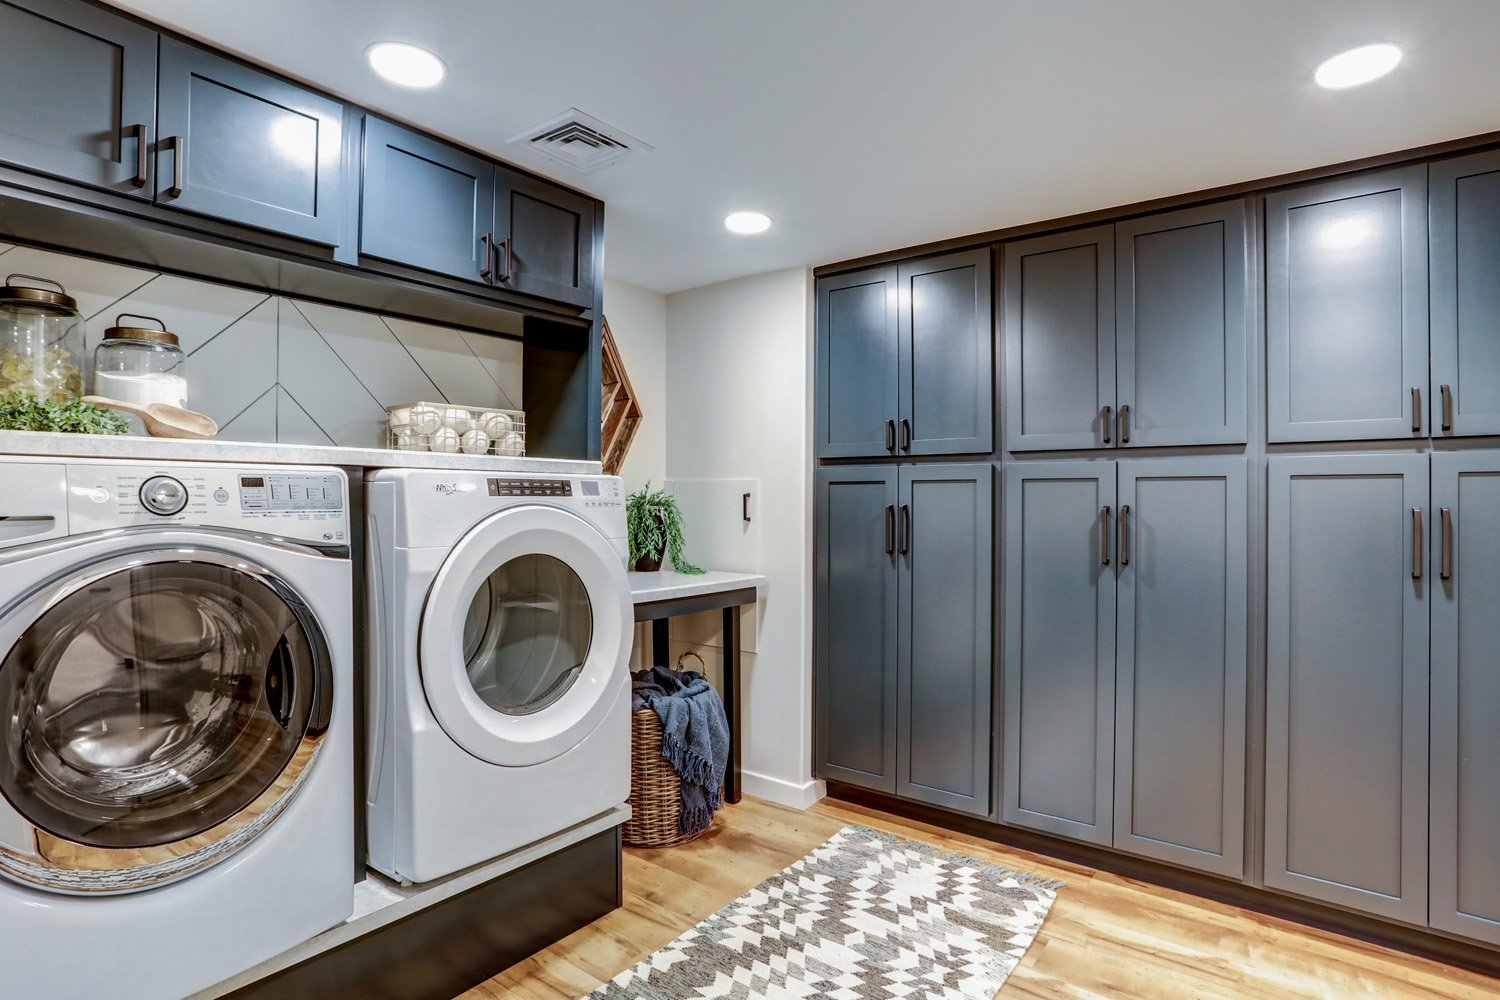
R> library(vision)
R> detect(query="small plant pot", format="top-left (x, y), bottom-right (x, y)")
top-left (634, 552), bottom-right (663, 572)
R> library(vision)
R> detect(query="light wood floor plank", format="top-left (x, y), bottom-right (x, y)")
top-left (460, 796), bottom-right (1500, 999)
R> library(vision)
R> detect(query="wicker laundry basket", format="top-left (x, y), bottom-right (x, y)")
top-left (623, 651), bottom-right (710, 848)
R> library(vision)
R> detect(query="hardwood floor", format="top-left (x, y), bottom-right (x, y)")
top-left (462, 797), bottom-right (1500, 1000)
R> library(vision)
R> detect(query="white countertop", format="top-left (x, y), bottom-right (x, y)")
top-left (0, 430), bottom-right (602, 474)
top-left (629, 569), bottom-right (767, 604)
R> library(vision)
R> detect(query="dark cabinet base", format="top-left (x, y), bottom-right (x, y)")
top-left (223, 828), bottom-right (622, 1000)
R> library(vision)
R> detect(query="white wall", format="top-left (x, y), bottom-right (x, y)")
top-left (663, 267), bottom-right (821, 809)
top-left (601, 277), bottom-right (667, 493)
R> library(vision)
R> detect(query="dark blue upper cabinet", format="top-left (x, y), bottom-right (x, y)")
top-left (1003, 226), bottom-right (1115, 452)
top-left (494, 168), bottom-right (596, 308)
top-left (156, 39), bottom-right (345, 246)
top-left (1431, 151), bottom-right (1500, 438)
top-left (1115, 201), bottom-right (1249, 448)
top-left (361, 117), bottom-right (495, 283)
top-left (898, 249), bottom-right (993, 456)
top-left (816, 266), bottom-right (899, 459)
top-left (0, 0), bottom-right (156, 197)
top-left (1265, 166), bottom-right (1429, 443)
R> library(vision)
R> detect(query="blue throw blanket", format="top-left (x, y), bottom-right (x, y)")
top-left (632, 665), bottom-right (729, 836)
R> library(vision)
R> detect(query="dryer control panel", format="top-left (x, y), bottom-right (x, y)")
top-left (65, 463), bottom-right (350, 546)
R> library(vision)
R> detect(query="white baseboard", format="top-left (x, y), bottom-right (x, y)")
top-left (739, 770), bottom-right (827, 810)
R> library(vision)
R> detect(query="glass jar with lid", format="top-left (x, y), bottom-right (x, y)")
top-left (93, 314), bottom-right (188, 409)
top-left (0, 274), bottom-right (85, 402)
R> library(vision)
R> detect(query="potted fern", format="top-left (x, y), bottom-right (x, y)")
top-left (626, 483), bottom-right (704, 574)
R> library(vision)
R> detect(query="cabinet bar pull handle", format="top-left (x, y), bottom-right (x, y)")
top-left (885, 419), bottom-right (895, 452)
top-left (164, 135), bottom-right (184, 198)
top-left (899, 418), bottom-right (912, 452)
top-left (743, 492), bottom-right (752, 523)
top-left (1100, 506), bottom-right (1112, 566)
top-left (498, 236), bottom-right (513, 282)
top-left (884, 504), bottom-right (895, 555)
top-left (1441, 507), bottom-right (1453, 581)
top-left (1119, 404), bottom-right (1132, 445)
top-left (898, 504), bottom-right (911, 555)
top-left (1441, 384), bottom-right (1454, 432)
top-left (1119, 505), bottom-right (1131, 567)
top-left (126, 123), bottom-right (148, 188)
top-left (1102, 404), bottom-right (1112, 445)
top-left (1412, 507), bottom-right (1423, 580)
top-left (1412, 386), bottom-right (1422, 434)
top-left (480, 232), bottom-right (495, 283)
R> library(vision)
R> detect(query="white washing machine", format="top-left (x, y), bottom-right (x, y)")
top-left (366, 469), bottom-right (631, 884)
top-left (0, 457), bottom-right (354, 1000)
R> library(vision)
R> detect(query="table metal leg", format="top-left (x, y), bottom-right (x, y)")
top-left (651, 618), bottom-right (670, 668)
top-left (722, 606), bottom-right (742, 804)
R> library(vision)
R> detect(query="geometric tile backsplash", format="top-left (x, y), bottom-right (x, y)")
top-left (0, 241), bottom-right (523, 449)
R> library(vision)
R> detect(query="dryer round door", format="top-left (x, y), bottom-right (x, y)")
top-left (0, 540), bottom-right (333, 895)
top-left (419, 505), bottom-right (631, 767)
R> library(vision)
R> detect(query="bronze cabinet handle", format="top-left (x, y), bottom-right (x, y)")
top-left (899, 417), bottom-right (912, 452)
top-left (1441, 384), bottom-right (1454, 432)
top-left (164, 135), bottom-right (184, 198)
top-left (885, 419), bottom-right (896, 452)
top-left (1100, 506), bottom-right (1112, 566)
top-left (1412, 386), bottom-right (1423, 434)
top-left (1119, 504), bottom-right (1131, 567)
top-left (480, 232), bottom-right (495, 283)
top-left (898, 504), bottom-right (911, 555)
top-left (884, 504), bottom-right (895, 555)
top-left (1119, 404), bottom-right (1132, 445)
top-left (1412, 507), bottom-right (1423, 580)
top-left (1102, 404), bottom-right (1113, 445)
top-left (126, 123), bottom-right (148, 188)
top-left (743, 492), bottom-right (752, 523)
top-left (497, 236), bottom-right (513, 282)
top-left (1441, 507), bottom-right (1453, 581)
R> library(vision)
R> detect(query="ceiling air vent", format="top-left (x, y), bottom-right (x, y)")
top-left (508, 109), bottom-right (652, 173)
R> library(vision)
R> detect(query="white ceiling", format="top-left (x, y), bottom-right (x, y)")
top-left (109, 1), bottom-right (1500, 294)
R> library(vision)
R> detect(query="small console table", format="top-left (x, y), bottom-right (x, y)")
top-left (628, 570), bottom-right (765, 804)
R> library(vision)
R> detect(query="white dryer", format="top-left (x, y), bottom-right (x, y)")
top-left (366, 469), bottom-right (631, 884)
top-left (0, 457), bottom-right (354, 1000)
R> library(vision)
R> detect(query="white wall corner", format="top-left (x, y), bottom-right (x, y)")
top-left (739, 770), bottom-right (827, 812)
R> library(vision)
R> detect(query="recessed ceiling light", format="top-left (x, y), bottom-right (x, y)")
top-left (725, 211), bottom-right (772, 235)
top-left (1314, 43), bottom-right (1402, 89)
top-left (366, 42), bottom-right (446, 88)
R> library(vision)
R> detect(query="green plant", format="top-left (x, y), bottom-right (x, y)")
top-left (0, 395), bottom-right (130, 435)
top-left (626, 482), bottom-right (704, 574)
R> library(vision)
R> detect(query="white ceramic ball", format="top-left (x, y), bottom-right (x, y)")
top-left (460, 428), bottom-right (491, 455)
top-left (395, 427), bottom-right (422, 451)
top-left (444, 407), bottom-right (472, 434)
top-left (496, 431), bottom-right (524, 456)
top-left (479, 411), bottom-right (512, 437)
top-left (408, 404), bottom-right (441, 435)
top-left (430, 426), bottom-right (461, 454)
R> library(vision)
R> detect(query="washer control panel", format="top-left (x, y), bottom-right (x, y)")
top-left (487, 477), bottom-right (572, 498)
top-left (66, 463), bottom-right (349, 544)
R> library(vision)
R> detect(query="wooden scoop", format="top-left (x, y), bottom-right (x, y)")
top-left (82, 396), bottom-right (219, 439)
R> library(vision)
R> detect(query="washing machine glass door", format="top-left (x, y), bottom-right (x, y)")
top-left (420, 505), bottom-right (631, 766)
top-left (0, 546), bottom-right (332, 894)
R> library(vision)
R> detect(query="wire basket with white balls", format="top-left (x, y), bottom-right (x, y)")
top-left (386, 403), bottom-right (526, 456)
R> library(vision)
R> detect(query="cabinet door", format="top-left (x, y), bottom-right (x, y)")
top-left (1265, 454), bottom-right (1428, 923)
top-left (899, 249), bottom-right (993, 456)
top-left (1431, 452), bottom-right (1500, 944)
top-left (0, 0), bottom-right (156, 196)
top-left (815, 267), bottom-right (899, 459)
top-left (814, 467), bottom-right (899, 793)
top-left (1431, 152), bottom-right (1500, 438)
top-left (1266, 167), bottom-right (1429, 442)
top-left (1114, 457), bottom-right (1247, 877)
top-left (1116, 202), bottom-right (1248, 448)
top-left (157, 39), bottom-right (345, 245)
top-left (1003, 226), bottom-right (1115, 452)
top-left (897, 464), bottom-right (993, 815)
top-left (494, 168), bottom-right (596, 307)
top-left (1002, 461), bottom-right (1116, 844)
top-left (361, 117), bottom-right (495, 283)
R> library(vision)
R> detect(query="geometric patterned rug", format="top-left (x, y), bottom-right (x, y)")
top-left (586, 825), bottom-right (1063, 1000)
